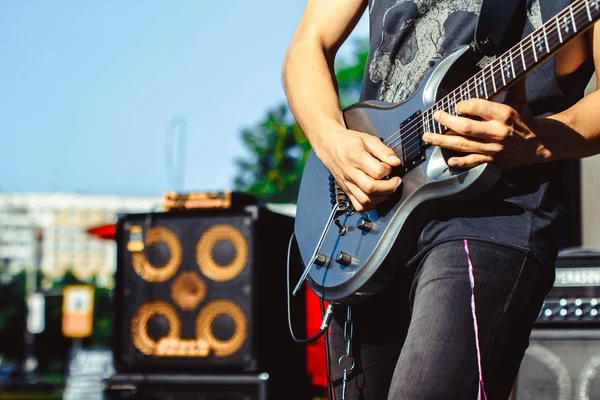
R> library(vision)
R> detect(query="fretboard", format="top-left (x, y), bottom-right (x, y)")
top-left (422, 0), bottom-right (600, 134)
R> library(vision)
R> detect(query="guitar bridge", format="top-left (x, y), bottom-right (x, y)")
top-left (398, 110), bottom-right (426, 173)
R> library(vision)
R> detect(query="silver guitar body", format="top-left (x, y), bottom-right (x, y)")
top-left (294, 46), bottom-right (501, 304)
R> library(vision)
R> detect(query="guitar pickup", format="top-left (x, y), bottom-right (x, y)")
top-left (398, 110), bottom-right (426, 173)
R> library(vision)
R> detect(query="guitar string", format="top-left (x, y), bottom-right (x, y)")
top-left (383, 0), bottom-right (594, 157)
top-left (377, 0), bottom-right (594, 157)
top-left (382, 0), bottom-right (593, 153)
top-left (383, 0), bottom-right (593, 156)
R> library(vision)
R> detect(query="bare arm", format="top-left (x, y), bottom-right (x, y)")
top-left (540, 23), bottom-right (600, 160)
top-left (282, 0), bottom-right (401, 211)
top-left (423, 22), bottom-right (600, 169)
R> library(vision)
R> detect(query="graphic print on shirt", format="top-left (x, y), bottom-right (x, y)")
top-left (368, 0), bottom-right (543, 103)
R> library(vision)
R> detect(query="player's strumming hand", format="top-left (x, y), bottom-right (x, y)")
top-left (422, 81), bottom-right (551, 170)
top-left (313, 126), bottom-right (402, 212)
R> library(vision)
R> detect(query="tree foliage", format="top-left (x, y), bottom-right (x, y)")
top-left (234, 104), bottom-right (311, 203)
top-left (234, 39), bottom-right (369, 203)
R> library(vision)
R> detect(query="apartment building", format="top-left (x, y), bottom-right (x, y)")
top-left (0, 193), bottom-right (160, 287)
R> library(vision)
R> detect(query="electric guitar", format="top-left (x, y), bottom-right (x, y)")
top-left (294, 0), bottom-right (600, 304)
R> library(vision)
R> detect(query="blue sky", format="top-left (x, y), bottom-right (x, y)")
top-left (0, 1), bottom-right (368, 197)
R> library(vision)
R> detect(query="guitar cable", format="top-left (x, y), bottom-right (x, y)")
top-left (286, 232), bottom-right (334, 344)
top-left (286, 232), bottom-right (338, 400)
top-left (320, 295), bottom-right (337, 400)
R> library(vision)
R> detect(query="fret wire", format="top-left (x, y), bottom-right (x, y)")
top-left (440, 97), bottom-right (446, 121)
top-left (513, 52), bottom-right (524, 78)
top-left (530, 34), bottom-right (538, 63)
top-left (481, 69), bottom-right (488, 99)
top-left (542, 24), bottom-right (550, 53)
top-left (585, 0), bottom-right (593, 20)
top-left (470, 75), bottom-right (478, 99)
top-left (476, 71), bottom-right (487, 99)
top-left (570, 5), bottom-right (578, 32)
top-left (429, 110), bottom-right (434, 133)
top-left (563, 14), bottom-right (570, 35)
top-left (489, 62), bottom-right (497, 92)
top-left (498, 57), bottom-right (506, 87)
top-left (555, 16), bottom-right (564, 42)
top-left (496, 60), bottom-right (504, 92)
top-left (509, 50), bottom-right (516, 81)
top-left (465, 77), bottom-right (471, 100)
top-left (573, 7), bottom-right (593, 34)
top-left (519, 40), bottom-right (527, 70)
top-left (453, 89), bottom-right (458, 114)
top-left (442, 93), bottom-right (447, 117)
top-left (479, 72), bottom-right (484, 98)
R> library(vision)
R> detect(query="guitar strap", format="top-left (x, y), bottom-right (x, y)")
top-left (475, 0), bottom-right (528, 56)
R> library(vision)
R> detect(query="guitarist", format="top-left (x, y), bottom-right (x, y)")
top-left (283, 0), bottom-right (600, 399)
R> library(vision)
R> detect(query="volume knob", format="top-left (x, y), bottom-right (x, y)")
top-left (335, 251), bottom-right (353, 267)
top-left (357, 218), bottom-right (374, 232)
top-left (314, 253), bottom-right (330, 267)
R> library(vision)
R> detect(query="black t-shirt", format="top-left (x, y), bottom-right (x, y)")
top-left (360, 0), bottom-right (594, 267)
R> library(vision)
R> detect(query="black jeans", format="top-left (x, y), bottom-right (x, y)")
top-left (329, 240), bottom-right (555, 400)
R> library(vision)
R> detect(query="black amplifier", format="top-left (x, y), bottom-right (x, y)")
top-left (536, 249), bottom-right (600, 325)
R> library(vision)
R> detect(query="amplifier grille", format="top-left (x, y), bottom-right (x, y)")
top-left (515, 331), bottom-right (600, 399)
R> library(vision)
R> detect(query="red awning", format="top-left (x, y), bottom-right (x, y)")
top-left (86, 224), bottom-right (116, 240)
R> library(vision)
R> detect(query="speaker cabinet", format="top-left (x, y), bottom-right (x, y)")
top-left (104, 374), bottom-right (268, 400)
top-left (514, 329), bottom-right (600, 399)
top-left (113, 205), bottom-right (308, 396)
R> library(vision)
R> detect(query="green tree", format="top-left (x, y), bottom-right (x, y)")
top-left (234, 39), bottom-right (369, 203)
top-left (336, 39), bottom-right (370, 109)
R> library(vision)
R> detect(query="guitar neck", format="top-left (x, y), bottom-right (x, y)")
top-left (423, 0), bottom-right (600, 134)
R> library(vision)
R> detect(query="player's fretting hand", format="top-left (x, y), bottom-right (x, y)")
top-left (423, 80), bottom-right (549, 170)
